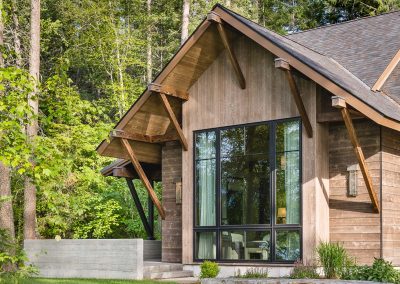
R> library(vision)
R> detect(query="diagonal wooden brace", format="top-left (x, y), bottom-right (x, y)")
top-left (159, 93), bottom-right (188, 151)
top-left (208, 12), bottom-right (246, 89)
top-left (275, 58), bottom-right (313, 138)
top-left (332, 96), bottom-right (380, 213)
top-left (120, 138), bottom-right (166, 219)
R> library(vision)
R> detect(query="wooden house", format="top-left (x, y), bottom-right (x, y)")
top-left (97, 4), bottom-right (400, 271)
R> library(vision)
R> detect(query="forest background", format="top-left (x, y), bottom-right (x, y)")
top-left (0, 0), bottom-right (399, 246)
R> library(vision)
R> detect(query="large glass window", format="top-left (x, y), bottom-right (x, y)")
top-left (194, 119), bottom-right (301, 263)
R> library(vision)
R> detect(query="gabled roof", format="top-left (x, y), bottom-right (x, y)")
top-left (287, 10), bottom-right (400, 105)
top-left (97, 4), bottom-right (400, 164)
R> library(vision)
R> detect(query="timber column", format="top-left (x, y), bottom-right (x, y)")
top-left (161, 141), bottom-right (182, 262)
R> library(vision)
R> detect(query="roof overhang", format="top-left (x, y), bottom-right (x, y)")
top-left (97, 4), bottom-right (400, 166)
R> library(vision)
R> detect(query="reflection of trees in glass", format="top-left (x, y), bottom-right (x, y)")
top-left (275, 230), bottom-right (300, 261)
top-left (275, 121), bottom-right (300, 225)
top-left (220, 125), bottom-right (270, 225)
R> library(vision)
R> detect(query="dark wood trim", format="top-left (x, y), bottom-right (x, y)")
top-left (126, 178), bottom-right (154, 239)
top-left (121, 138), bottom-right (166, 219)
top-left (148, 83), bottom-right (189, 100)
top-left (275, 58), bottom-right (312, 138)
top-left (332, 97), bottom-right (380, 213)
top-left (208, 12), bottom-right (246, 89)
top-left (159, 93), bottom-right (188, 151)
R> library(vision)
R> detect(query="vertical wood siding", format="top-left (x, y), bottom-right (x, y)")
top-left (328, 120), bottom-right (381, 265)
top-left (181, 35), bottom-right (329, 264)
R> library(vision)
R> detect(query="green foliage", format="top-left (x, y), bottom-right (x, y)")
top-left (343, 258), bottom-right (400, 283)
top-left (0, 228), bottom-right (38, 281)
top-left (199, 261), bottom-right (220, 279)
top-left (316, 242), bottom-right (354, 279)
top-left (235, 267), bottom-right (269, 278)
top-left (289, 261), bottom-right (320, 279)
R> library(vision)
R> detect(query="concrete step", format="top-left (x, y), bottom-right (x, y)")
top-left (144, 263), bottom-right (184, 273)
top-left (145, 269), bottom-right (194, 279)
top-left (159, 277), bottom-right (199, 283)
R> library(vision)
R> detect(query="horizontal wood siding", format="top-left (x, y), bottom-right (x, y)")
top-left (382, 127), bottom-right (400, 266)
top-left (329, 120), bottom-right (381, 265)
top-left (182, 35), bottom-right (329, 264)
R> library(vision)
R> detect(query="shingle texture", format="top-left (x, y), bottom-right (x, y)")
top-left (219, 5), bottom-right (400, 121)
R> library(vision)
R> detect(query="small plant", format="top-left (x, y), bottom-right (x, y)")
top-left (316, 242), bottom-right (354, 279)
top-left (290, 260), bottom-right (319, 279)
top-left (344, 258), bottom-right (400, 283)
top-left (235, 267), bottom-right (268, 278)
top-left (200, 261), bottom-right (220, 279)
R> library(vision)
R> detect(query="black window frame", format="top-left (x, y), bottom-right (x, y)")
top-left (193, 117), bottom-right (303, 264)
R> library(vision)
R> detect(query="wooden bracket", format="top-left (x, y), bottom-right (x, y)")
top-left (120, 138), bottom-right (166, 219)
top-left (148, 83), bottom-right (189, 101)
top-left (275, 58), bottom-right (313, 138)
top-left (159, 93), bottom-right (188, 151)
top-left (332, 96), bottom-right (380, 213)
top-left (371, 49), bottom-right (400, 92)
top-left (207, 12), bottom-right (246, 89)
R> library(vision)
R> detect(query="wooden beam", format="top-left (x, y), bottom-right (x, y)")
top-left (208, 12), bottom-right (246, 89)
top-left (110, 129), bottom-right (152, 143)
top-left (317, 110), bottom-right (364, 123)
top-left (275, 58), bottom-right (313, 138)
top-left (159, 93), bottom-right (188, 151)
top-left (120, 138), bottom-right (166, 219)
top-left (148, 83), bottom-right (189, 101)
top-left (372, 49), bottom-right (400, 92)
top-left (332, 97), bottom-right (380, 213)
top-left (112, 167), bottom-right (135, 179)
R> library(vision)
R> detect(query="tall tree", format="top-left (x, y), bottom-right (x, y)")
top-left (0, 0), bottom-right (16, 242)
top-left (11, 0), bottom-right (22, 67)
top-left (24, 0), bottom-right (40, 240)
top-left (147, 0), bottom-right (152, 84)
top-left (181, 0), bottom-right (190, 45)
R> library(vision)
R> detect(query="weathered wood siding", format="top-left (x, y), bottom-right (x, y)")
top-left (328, 120), bottom-right (381, 265)
top-left (181, 36), bottom-right (330, 264)
top-left (162, 141), bottom-right (182, 262)
top-left (382, 127), bottom-right (400, 266)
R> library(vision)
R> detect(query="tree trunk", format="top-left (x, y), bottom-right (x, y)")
top-left (24, 0), bottom-right (40, 240)
top-left (12, 0), bottom-right (22, 67)
top-left (146, 0), bottom-right (152, 84)
top-left (0, 0), bottom-right (16, 241)
top-left (180, 0), bottom-right (190, 45)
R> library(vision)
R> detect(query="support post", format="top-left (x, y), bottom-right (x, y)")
top-left (275, 58), bottom-right (313, 138)
top-left (126, 178), bottom-right (154, 239)
top-left (121, 138), bottom-right (166, 219)
top-left (159, 93), bottom-right (188, 151)
top-left (148, 194), bottom-right (154, 239)
top-left (148, 83), bottom-right (189, 100)
top-left (332, 96), bottom-right (380, 213)
top-left (207, 12), bottom-right (246, 89)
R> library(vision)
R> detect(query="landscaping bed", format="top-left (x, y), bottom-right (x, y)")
top-left (201, 279), bottom-right (383, 284)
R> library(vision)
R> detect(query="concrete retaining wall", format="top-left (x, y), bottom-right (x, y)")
top-left (24, 239), bottom-right (158, 279)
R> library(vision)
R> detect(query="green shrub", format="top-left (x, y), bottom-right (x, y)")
top-left (290, 261), bottom-right (319, 279)
top-left (344, 258), bottom-right (400, 283)
top-left (316, 242), bottom-right (354, 279)
top-left (235, 267), bottom-right (268, 278)
top-left (200, 261), bottom-right (220, 279)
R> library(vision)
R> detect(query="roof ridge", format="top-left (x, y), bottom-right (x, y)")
top-left (287, 9), bottom-right (400, 36)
